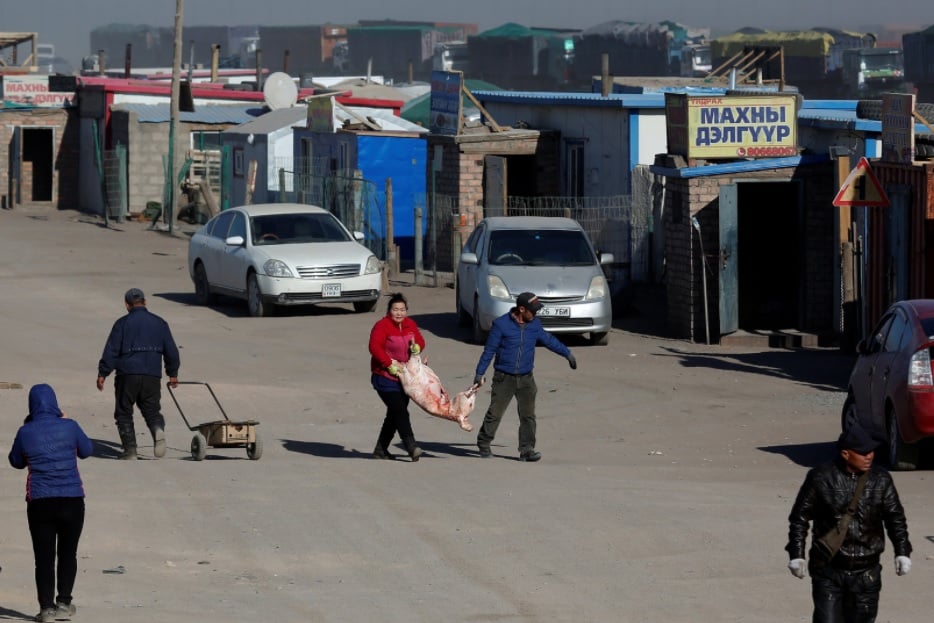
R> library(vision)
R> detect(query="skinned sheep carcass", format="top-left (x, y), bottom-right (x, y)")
top-left (392, 353), bottom-right (482, 431)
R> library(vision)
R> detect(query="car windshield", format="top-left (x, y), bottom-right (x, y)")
top-left (487, 229), bottom-right (596, 266)
top-left (250, 213), bottom-right (352, 245)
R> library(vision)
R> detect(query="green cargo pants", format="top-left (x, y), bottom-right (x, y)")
top-left (476, 370), bottom-right (538, 454)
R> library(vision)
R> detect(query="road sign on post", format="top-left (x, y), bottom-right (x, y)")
top-left (832, 157), bottom-right (890, 207)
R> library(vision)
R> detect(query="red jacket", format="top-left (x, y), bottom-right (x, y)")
top-left (369, 315), bottom-right (426, 381)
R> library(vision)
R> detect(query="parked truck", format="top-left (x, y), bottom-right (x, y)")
top-left (904, 26), bottom-right (934, 101)
top-left (841, 47), bottom-right (909, 98)
top-left (680, 43), bottom-right (711, 77)
top-left (347, 20), bottom-right (475, 83)
top-left (572, 20), bottom-right (710, 85)
top-left (710, 28), bottom-right (882, 99)
top-left (468, 22), bottom-right (577, 90)
top-left (433, 41), bottom-right (469, 73)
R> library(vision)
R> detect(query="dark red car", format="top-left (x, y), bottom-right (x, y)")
top-left (842, 299), bottom-right (934, 470)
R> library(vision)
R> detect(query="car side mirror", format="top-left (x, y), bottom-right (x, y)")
top-left (460, 252), bottom-right (478, 265)
top-left (353, 231), bottom-right (364, 241)
top-left (225, 235), bottom-right (245, 247)
top-left (599, 252), bottom-right (615, 266)
top-left (856, 339), bottom-right (872, 355)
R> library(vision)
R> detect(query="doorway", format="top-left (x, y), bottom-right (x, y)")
top-left (736, 181), bottom-right (802, 329)
top-left (22, 128), bottom-right (54, 202)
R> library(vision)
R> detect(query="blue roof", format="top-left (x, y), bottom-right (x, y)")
top-left (112, 103), bottom-right (264, 124)
top-left (472, 90), bottom-right (667, 109)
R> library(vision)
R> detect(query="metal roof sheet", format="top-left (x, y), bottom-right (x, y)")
top-left (223, 106), bottom-right (307, 134)
top-left (473, 90), bottom-right (667, 108)
top-left (112, 103), bottom-right (262, 124)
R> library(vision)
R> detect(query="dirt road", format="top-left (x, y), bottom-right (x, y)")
top-left (0, 207), bottom-right (930, 622)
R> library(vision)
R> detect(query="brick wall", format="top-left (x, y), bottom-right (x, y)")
top-left (661, 164), bottom-right (836, 342)
top-left (0, 108), bottom-right (78, 209)
top-left (112, 112), bottom-right (234, 215)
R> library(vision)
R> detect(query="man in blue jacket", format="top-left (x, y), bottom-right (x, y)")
top-left (472, 292), bottom-right (577, 462)
top-left (97, 288), bottom-right (180, 460)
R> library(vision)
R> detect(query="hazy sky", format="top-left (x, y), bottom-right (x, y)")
top-left (4, 0), bottom-right (932, 64)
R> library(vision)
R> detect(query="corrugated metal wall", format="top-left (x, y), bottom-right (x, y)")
top-left (863, 162), bottom-right (934, 331)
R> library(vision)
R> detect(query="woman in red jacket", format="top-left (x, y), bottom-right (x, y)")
top-left (368, 293), bottom-right (426, 461)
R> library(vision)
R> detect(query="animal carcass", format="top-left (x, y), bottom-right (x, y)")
top-left (393, 354), bottom-right (482, 431)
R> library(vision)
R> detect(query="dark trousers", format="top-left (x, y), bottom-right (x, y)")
top-left (376, 389), bottom-right (416, 450)
top-left (27, 497), bottom-right (85, 610)
top-left (114, 374), bottom-right (164, 431)
top-left (476, 371), bottom-right (538, 453)
top-left (810, 563), bottom-right (882, 623)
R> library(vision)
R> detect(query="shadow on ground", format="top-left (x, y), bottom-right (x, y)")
top-left (281, 439), bottom-right (487, 460)
top-left (758, 441), bottom-right (837, 468)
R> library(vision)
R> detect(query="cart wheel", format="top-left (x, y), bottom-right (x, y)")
top-left (191, 433), bottom-right (207, 461)
top-left (246, 432), bottom-right (263, 460)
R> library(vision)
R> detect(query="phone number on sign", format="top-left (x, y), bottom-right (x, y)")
top-left (736, 146), bottom-right (797, 157)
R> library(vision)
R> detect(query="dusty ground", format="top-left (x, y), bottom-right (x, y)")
top-left (0, 206), bottom-right (931, 623)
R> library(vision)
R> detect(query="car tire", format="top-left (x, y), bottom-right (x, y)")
top-left (353, 300), bottom-right (377, 313)
top-left (193, 262), bottom-right (216, 306)
top-left (590, 331), bottom-right (609, 346)
top-left (456, 284), bottom-right (471, 327)
top-left (247, 272), bottom-right (273, 317)
top-left (886, 406), bottom-right (918, 471)
top-left (472, 299), bottom-right (488, 345)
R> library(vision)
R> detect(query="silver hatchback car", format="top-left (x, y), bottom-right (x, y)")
top-left (456, 216), bottom-right (614, 345)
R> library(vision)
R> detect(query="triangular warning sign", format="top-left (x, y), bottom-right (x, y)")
top-left (832, 157), bottom-right (890, 207)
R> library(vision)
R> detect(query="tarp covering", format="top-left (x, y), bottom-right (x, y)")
top-left (476, 22), bottom-right (568, 39)
top-left (711, 29), bottom-right (875, 60)
top-left (579, 20), bottom-right (708, 46)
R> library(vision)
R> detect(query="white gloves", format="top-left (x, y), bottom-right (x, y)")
top-left (895, 555), bottom-right (911, 576)
top-left (788, 558), bottom-right (807, 579)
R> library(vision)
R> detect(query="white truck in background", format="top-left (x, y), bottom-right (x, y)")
top-left (433, 41), bottom-right (469, 73)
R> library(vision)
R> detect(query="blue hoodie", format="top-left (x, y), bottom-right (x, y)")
top-left (8, 384), bottom-right (93, 501)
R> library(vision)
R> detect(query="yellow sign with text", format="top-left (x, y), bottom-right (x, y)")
top-left (665, 94), bottom-right (799, 159)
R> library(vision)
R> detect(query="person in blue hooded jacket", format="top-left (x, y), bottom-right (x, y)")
top-left (9, 384), bottom-right (93, 623)
top-left (472, 292), bottom-right (577, 462)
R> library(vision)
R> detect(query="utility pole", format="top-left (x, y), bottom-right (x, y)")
top-left (167, 0), bottom-right (184, 234)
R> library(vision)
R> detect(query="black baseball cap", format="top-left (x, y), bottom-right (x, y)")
top-left (516, 292), bottom-right (543, 313)
top-left (837, 423), bottom-right (880, 454)
top-left (124, 288), bottom-right (145, 304)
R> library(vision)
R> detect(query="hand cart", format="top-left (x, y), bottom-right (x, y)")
top-left (166, 381), bottom-right (262, 461)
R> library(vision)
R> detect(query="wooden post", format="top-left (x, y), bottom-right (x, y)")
top-left (124, 44), bottom-right (132, 78)
top-left (385, 178), bottom-right (396, 276)
top-left (211, 44), bottom-right (220, 82)
top-left (601, 53), bottom-right (610, 97)
top-left (168, 0), bottom-right (184, 234)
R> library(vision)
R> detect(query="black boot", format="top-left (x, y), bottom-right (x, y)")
top-left (373, 444), bottom-right (397, 460)
top-left (117, 423), bottom-right (138, 460)
top-left (402, 437), bottom-right (423, 462)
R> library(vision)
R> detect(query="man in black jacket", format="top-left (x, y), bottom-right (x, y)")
top-left (786, 423), bottom-right (912, 623)
top-left (97, 288), bottom-right (180, 460)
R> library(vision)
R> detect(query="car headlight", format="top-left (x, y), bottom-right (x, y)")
top-left (263, 259), bottom-right (293, 278)
top-left (585, 275), bottom-right (608, 300)
top-left (364, 255), bottom-right (381, 275)
top-left (487, 274), bottom-right (511, 300)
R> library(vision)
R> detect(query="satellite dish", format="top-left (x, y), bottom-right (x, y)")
top-left (263, 72), bottom-right (298, 110)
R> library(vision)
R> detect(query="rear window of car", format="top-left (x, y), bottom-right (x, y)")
top-left (487, 229), bottom-right (596, 266)
top-left (920, 317), bottom-right (934, 338)
top-left (251, 213), bottom-right (352, 245)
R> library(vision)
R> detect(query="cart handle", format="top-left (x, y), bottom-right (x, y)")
top-left (166, 381), bottom-right (232, 431)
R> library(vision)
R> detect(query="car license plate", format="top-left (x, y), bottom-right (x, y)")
top-left (322, 283), bottom-right (341, 298)
top-left (538, 306), bottom-right (570, 317)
